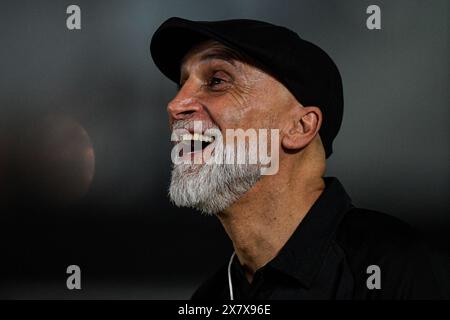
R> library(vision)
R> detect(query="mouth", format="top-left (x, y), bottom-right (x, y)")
top-left (175, 132), bottom-right (216, 158)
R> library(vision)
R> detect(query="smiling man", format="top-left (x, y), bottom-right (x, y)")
top-left (150, 17), bottom-right (444, 299)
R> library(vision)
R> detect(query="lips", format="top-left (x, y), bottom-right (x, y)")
top-left (174, 132), bottom-right (216, 158)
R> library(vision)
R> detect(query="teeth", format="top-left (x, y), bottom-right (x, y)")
top-left (179, 133), bottom-right (214, 143)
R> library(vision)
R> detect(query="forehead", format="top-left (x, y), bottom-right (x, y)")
top-left (182, 40), bottom-right (242, 65)
top-left (180, 40), bottom-right (252, 76)
top-left (179, 40), bottom-right (292, 98)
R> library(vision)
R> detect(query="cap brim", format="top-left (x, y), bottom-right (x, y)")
top-left (150, 17), bottom-right (247, 84)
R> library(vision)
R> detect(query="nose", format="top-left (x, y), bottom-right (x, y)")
top-left (167, 80), bottom-right (203, 122)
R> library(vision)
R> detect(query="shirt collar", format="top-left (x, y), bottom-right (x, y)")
top-left (267, 176), bottom-right (353, 288)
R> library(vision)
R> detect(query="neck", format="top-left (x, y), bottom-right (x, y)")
top-left (217, 162), bottom-right (325, 283)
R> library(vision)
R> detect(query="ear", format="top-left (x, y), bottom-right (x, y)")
top-left (281, 106), bottom-right (322, 150)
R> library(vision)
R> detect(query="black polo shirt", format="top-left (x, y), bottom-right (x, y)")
top-left (191, 177), bottom-right (446, 300)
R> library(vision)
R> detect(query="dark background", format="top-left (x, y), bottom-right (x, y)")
top-left (0, 0), bottom-right (448, 299)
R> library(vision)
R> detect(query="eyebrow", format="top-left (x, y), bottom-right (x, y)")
top-left (198, 52), bottom-right (237, 67)
top-left (179, 49), bottom-right (240, 84)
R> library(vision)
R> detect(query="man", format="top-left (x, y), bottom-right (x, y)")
top-left (150, 17), bottom-right (445, 299)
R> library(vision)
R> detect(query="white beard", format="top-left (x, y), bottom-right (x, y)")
top-left (169, 145), bottom-right (261, 215)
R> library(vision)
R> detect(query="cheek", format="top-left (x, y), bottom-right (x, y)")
top-left (227, 94), bottom-right (279, 130)
top-left (202, 79), bottom-right (281, 130)
top-left (241, 90), bottom-right (280, 129)
top-left (253, 81), bottom-right (291, 127)
top-left (203, 92), bottom-right (253, 128)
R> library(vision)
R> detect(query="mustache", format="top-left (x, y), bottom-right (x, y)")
top-left (172, 120), bottom-right (219, 132)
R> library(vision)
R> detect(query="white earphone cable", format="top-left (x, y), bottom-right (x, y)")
top-left (227, 251), bottom-right (236, 300)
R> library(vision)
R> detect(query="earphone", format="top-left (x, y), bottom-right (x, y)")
top-left (227, 252), bottom-right (236, 300)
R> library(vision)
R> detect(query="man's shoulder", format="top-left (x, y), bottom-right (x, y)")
top-left (190, 264), bottom-right (229, 300)
top-left (335, 207), bottom-right (444, 298)
top-left (335, 206), bottom-right (429, 261)
top-left (336, 207), bottom-right (419, 251)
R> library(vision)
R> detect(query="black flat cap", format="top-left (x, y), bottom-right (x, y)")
top-left (150, 17), bottom-right (343, 158)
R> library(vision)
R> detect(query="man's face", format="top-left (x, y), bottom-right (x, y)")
top-left (168, 40), bottom-right (295, 150)
top-left (167, 40), bottom-right (295, 214)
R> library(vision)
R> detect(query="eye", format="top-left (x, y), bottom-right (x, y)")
top-left (206, 71), bottom-right (231, 91)
top-left (208, 77), bottom-right (225, 87)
